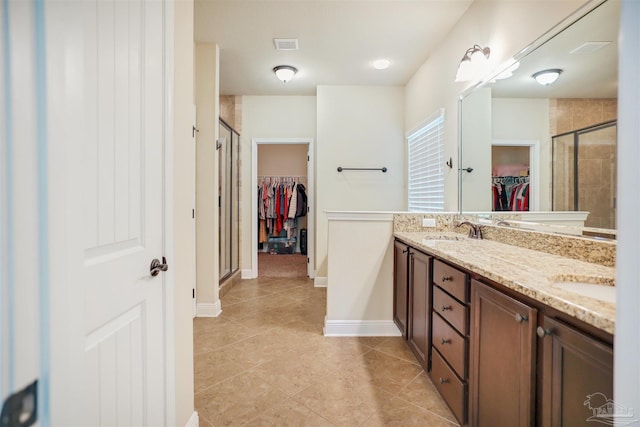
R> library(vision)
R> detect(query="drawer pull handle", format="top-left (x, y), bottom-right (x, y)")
top-left (402, 249), bottom-right (408, 254)
top-left (441, 305), bottom-right (452, 311)
top-left (442, 276), bottom-right (453, 282)
top-left (515, 313), bottom-right (528, 323)
top-left (441, 338), bottom-right (451, 345)
top-left (537, 326), bottom-right (551, 338)
top-left (439, 378), bottom-right (449, 384)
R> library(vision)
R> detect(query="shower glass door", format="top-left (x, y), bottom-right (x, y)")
top-left (219, 119), bottom-right (239, 280)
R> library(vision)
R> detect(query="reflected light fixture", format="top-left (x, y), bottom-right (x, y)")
top-left (532, 68), bottom-right (563, 86)
top-left (455, 44), bottom-right (491, 82)
top-left (273, 65), bottom-right (298, 83)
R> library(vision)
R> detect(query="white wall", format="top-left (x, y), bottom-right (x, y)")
top-left (195, 44), bottom-right (220, 310)
top-left (405, 0), bottom-right (584, 211)
top-left (240, 96), bottom-right (316, 273)
top-left (316, 86), bottom-right (405, 278)
top-left (172, 1), bottom-right (195, 423)
top-left (492, 98), bottom-right (551, 210)
top-left (616, 0), bottom-right (640, 416)
top-left (324, 213), bottom-right (399, 336)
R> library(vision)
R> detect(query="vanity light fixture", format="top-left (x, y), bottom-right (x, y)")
top-left (273, 65), bottom-right (298, 83)
top-left (532, 68), bottom-right (563, 86)
top-left (455, 44), bottom-right (491, 82)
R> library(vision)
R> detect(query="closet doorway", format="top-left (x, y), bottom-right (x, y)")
top-left (491, 140), bottom-right (540, 211)
top-left (251, 138), bottom-right (315, 279)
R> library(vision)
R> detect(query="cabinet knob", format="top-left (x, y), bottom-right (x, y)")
top-left (537, 326), bottom-right (551, 338)
top-left (515, 313), bottom-right (528, 323)
top-left (402, 249), bottom-right (408, 254)
top-left (441, 305), bottom-right (452, 312)
top-left (442, 276), bottom-right (453, 282)
top-left (441, 338), bottom-right (451, 345)
top-left (439, 378), bottom-right (449, 384)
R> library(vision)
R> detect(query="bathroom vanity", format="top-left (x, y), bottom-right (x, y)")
top-left (393, 230), bottom-right (614, 427)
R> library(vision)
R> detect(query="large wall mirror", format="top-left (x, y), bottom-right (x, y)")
top-left (459, 0), bottom-right (618, 234)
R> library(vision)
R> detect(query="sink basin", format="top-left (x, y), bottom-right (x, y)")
top-left (549, 274), bottom-right (616, 303)
top-left (421, 234), bottom-right (466, 244)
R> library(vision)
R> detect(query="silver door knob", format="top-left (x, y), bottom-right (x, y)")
top-left (150, 257), bottom-right (168, 277)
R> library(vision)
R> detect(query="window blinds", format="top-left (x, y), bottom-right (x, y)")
top-left (407, 109), bottom-right (445, 212)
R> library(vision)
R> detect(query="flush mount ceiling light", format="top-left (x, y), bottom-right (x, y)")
top-left (532, 68), bottom-right (563, 86)
top-left (455, 44), bottom-right (491, 82)
top-left (273, 65), bottom-right (298, 83)
top-left (372, 59), bottom-right (391, 70)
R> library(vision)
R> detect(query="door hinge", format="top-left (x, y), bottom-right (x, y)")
top-left (192, 208), bottom-right (195, 219)
top-left (1, 379), bottom-right (38, 427)
top-left (307, 257), bottom-right (309, 264)
top-left (307, 155), bottom-right (309, 161)
top-left (192, 289), bottom-right (195, 299)
top-left (192, 126), bottom-right (199, 138)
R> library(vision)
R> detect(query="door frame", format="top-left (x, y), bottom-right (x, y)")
top-left (163, 0), bottom-right (176, 423)
top-left (251, 138), bottom-right (315, 279)
top-left (492, 139), bottom-right (540, 211)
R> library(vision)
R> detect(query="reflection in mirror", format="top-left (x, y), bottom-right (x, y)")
top-left (459, 0), bottom-right (618, 235)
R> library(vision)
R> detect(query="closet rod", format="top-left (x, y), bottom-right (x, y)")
top-left (337, 166), bottom-right (387, 173)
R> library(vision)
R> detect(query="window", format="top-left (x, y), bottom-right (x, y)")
top-left (407, 109), bottom-right (445, 212)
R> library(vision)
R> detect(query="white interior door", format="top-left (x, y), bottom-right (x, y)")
top-left (43, 0), bottom-right (172, 425)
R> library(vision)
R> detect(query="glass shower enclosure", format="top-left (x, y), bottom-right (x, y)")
top-left (219, 119), bottom-right (240, 281)
top-left (552, 120), bottom-right (617, 229)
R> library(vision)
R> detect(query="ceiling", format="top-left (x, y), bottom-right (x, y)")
top-left (488, 0), bottom-right (618, 99)
top-left (194, 0), bottom-right (474, 96)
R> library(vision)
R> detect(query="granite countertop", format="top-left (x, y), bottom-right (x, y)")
top-left (394, 231), bottom-right (616, 335)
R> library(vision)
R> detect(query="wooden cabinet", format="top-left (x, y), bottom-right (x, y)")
top-left (538, 316), bottom-right (613, 427)
top-left (407, 249), bottom-right (431, 369)
top-left (392, 238), bottom-right (613, 427)
top-left (430, 259), bottom-right (470, 426)
top-left (470, 280), bottom-right (537, 427)
top-left (393, 240), bottom-right (409, 337)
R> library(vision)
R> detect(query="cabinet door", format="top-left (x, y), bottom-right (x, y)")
top-left (470, 280), bottom-right (537, 427)
top-left (408, 250), bottom-right (431, 369)
top-left (393, 241), bottom-right (409, 337)
top-left (539, 316), bottom-right (613, 427)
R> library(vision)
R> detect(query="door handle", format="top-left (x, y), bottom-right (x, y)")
top-left (150, 257), bottom-right (169, 277)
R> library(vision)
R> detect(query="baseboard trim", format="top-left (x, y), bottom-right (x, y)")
top-left (185, 411), bottom-right (199, 427)
top-left (323, 319), bottom-right (402, 337)
top-left (241, 269), bottom-right (255, 279)
top-left (196, 301), bottom-right (222, 318)
top-left (314, 276), bottom-right (328, 288)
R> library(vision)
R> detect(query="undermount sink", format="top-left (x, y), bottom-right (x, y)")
top-left (421, 234), bottom-right (466, 244)
top-left (549, 274), bottom-right (616, 303)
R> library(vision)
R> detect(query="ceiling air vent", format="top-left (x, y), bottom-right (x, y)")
top-left (570, 41), bottom-right (611, 54)
top-left (274, 38), bottom-right (299, 51)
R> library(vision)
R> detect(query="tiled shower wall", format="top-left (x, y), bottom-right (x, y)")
top-left (550, 98), bottom-right (617, 229)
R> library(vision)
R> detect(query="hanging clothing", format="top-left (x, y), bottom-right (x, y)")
top-left (295, 183), bottom-right (307, 217)
top-left (288, 182), bottom-right (298, 219)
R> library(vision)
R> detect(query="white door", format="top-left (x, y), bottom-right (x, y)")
top-left (0, 0), bottom-right (173, 425)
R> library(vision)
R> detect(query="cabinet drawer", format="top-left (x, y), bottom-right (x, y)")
top-left (432, 314), bottom-right (467, 379)
top-left (433, 285), bottom-right (468, 335)
top-left (431, 349), bottom-right (467, 425)
top-left (433, 260), bottom-right (468, 302)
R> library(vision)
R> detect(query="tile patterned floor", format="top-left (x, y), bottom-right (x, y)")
top-left (194, 277), bottom-right (459, 426)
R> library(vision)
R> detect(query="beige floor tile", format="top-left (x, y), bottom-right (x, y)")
top-left (194, 278), bottom-right (455, 426)
top-left (194, 350), bottom-right (248, 393)
top-left (398, 371), bottom-right (457, 423)
top-left (250, 350), bottom-right (334, 396)
top-left (195, 372), bottom-right (288, 426)
top-left (293, 376), bottom-right (394, 427)
top-left (193, 319), bottom-right (258, 355)
top-left (245, 398), bottom-right (334, 426)
top-left (364, 397), bottom-right (460, 427)
top-left (360, 349), bottom-right (423, 395)
top-left (374, 337), bottom-right (421, 365)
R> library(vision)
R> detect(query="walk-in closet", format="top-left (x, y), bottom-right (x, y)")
top-left (257, 144), bottom-right (309, 277)
top-left (491, 145), bottom-right (531, 212)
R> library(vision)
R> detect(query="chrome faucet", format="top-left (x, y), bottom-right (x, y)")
top-left (456, 221), bottom-right (483, 239)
